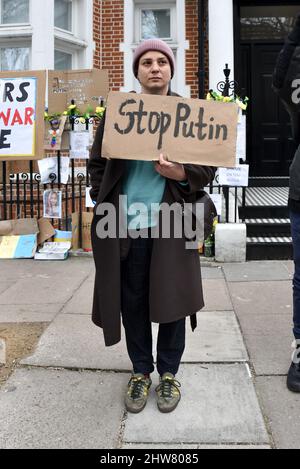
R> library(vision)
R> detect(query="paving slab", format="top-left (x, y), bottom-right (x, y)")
top-left (123, 364), bottom-right (269, 446)
top-left (0, 274), bottom-right (88, 305)
top-left (228, 281), bottom-right (293, 317)
top-left (223, 262), bottom-right (292, 283)
top-left (0, 282), bottom-right (15, 296)
top-left (122, 443), bottom-right (198, 449)
top-left (122, 444), bottom-right (270, 449)
top-left (62, 278), bottom-right (94, 315)
top-left (283, 261), bottom-right (295, 277)
top-left (243, 334), bottom-right (292, 376)
top-left (0, 368), bottom-right (127, 449)
top-left (256, 376), bottom-right (300, 449)
top-left (238, 313), bottom-right (293, 375)
top-left (22, 310), bottom-right (247, 369)
top-left (196, 445), bottom-right (271, 449)
top-left (0, 304), bottom-right (63, 323)
top-left (202, 280), bottom-right (233, 311)
top-left (200, 267), bottom-right (224, 280)
top-left (21, 314), bottom-right (132, 370)
top-left (0, 258), bottom-right (94, 281)
top-left (181, 311), bottom-right (248, 362)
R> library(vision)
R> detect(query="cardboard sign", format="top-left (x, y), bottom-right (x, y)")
top-left (0, 218), bottom-right (39, 236)
top-left (48, 69), bottom-right (109, 114)
top-left (0, 71), bottom-right (46, 161)
top-left (72, 212), bottom-right (93, 251)
top-left (37, 218), bottom-right (56, 245)
top-left (102, 92), bottom-right (239, 168)
top-left (0, 234), bottom-right (37, 259)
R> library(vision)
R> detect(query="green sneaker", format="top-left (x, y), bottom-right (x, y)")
top-left (155, 373), bottom-right (181, 413)
top-left (125, 373), bottom-right (152, 414)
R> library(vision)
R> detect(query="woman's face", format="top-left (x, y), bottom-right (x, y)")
top-left (49, 192), bottom-right (58, 206)
top-left (137, 51), bottom-right (171, 95)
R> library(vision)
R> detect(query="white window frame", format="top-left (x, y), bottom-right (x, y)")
top-left (54, 0), bottom-right (74, 35)
top-left (54, 47), bottom-right (73, 70)
top-left (0, 39), bottom-right (31, 71)
top-left (121, 0), bottom-right (190, 97)
top-left (135, 3), bottom-right (176, 43)
top-left (54, 0), bottom-right (92, 70)
top-left (0, 0), bottom-right (31, 27)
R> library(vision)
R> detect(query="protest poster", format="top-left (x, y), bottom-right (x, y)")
top-left (43, 190), bottom-right (62, 219)
top-left (38, 157), bottom-right (70, 184)
top-left (70, 131), bottom-right (90, 159)
top-left (0, 71), bottom-right (46, 161)
top-left (218, 165), bottom-right (249, 187)
top-left (102, 92), bottom-right (239, 168)
top-left (48, 69), bottom-right (109, 114)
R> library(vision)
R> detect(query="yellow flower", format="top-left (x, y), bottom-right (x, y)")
top-left (223, 96), bottom-right (231, 103)
top-left (63, 111), bottom-right (68, 115)
top-left (44, 112), bottom-right (48, 118)
top-left (79, 117), bottom-right (86, 124)
top-left (206, 93), bottom-right (212, 101)
top-left (96, 106), bottom-right (105, 114)
top-left (236, 99), bottom-right (247, 111)
top-left (68, 104), bottom-right (77, 110)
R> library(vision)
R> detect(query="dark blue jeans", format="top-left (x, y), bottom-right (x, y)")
top-left (290, 210), bottom-right (300, 339)
top-left (121, 235), bottom-right (186, 376)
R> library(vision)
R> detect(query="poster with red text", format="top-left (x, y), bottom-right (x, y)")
top-left (0, 71), bottom-right (46, 161)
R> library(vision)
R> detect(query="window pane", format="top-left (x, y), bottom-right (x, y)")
top-left (241, 5), bottom-right (298, 40)
top-left (55, 0), bottom-right (72, 31)
top-left (142, 9), bottom-right (171, 39)
top-left (55, 50), bottom-right (72, 70)
top-left (1, 0), bottom-right (29, 24)
top-left (0, 47), bottom-right (29, 71)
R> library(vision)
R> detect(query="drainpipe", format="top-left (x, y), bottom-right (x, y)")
top-left (198, 0), bottom-right (206, 99)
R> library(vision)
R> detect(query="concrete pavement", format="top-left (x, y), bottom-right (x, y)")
top-left (0, 258), bottom-right (297, 449)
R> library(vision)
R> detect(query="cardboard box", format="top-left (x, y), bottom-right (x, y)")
top-left (34, 242), bottom-right (71, 260)
top-left (0, 218), bottom-right (39, 259)
top-left (72, 212), bottom-right (93, 251)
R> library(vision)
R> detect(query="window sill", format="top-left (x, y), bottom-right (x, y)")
top-left (0, 25), bottom-right (32, 38)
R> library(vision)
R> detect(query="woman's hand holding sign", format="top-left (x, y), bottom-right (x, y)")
top-left (154, 153), bottom-right (187, 182)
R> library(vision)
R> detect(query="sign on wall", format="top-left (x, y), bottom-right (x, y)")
top-left (0, 71), bottom-right (46, 161)
top-left (48, 69), bottom-right (109, 114)
top-left (103, 92), bottom-right (239, 167)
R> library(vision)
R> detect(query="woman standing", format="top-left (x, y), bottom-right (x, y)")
top-left (88, 39), bottom-right (216, 413)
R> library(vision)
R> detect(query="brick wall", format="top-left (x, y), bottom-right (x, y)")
top-left (185, 0), bottom-right (209, 99)
top-left (93, 0), bottom-right (124, 91)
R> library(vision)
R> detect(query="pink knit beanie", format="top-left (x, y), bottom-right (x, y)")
top-left (133, 39), bottom-right (175, 78)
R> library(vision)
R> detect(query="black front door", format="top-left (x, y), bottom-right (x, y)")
top-left (235, 1), bottom-right (299, 176)
top-left (242, 43), bottom-right (296, 176)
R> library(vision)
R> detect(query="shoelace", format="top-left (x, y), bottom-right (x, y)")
top-left (156, 377), bottom-right (181, 399)
top-left (128, 377), bottom-right (148, 400)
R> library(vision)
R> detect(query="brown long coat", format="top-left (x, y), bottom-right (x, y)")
top-left (88, 106), bottom-right (216, 347)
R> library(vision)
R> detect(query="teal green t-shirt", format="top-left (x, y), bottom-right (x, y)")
top-left (122, 161), bottom-right (166, 229)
